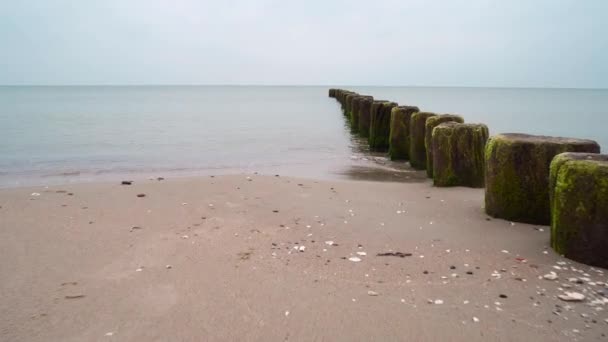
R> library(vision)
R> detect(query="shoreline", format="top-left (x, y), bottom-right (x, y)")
top-left (0, 153), bottom-right (428, 190)
top-left (1, 174), bottom-right (606, 341)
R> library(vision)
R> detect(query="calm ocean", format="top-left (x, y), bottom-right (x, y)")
top-left (0, 86), bottom-right (606, 187)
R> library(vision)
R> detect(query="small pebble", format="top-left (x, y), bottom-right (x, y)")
top-left (543, 272), bottom-right (558, 280)
top-left (558, 292), bottom-right (585, 302)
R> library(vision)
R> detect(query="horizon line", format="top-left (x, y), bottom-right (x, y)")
top-left (0, 84), bottom-right (606, 91)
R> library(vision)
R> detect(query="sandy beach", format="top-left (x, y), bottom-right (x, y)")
top-left (1, 174), bottom-right (607, 341)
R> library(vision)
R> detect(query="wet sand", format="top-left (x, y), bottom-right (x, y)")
top-left (1, 174), bottom-right (607, 341)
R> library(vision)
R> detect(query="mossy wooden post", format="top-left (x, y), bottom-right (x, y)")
top-left (345, 93), bottom-right (359, 118)
top-left (337, 90), bottom-right (347, 111)
top-left (368, 100), bottom-right (388, 141)
top-left (351, 96), bottom-right (372, 132)
top-left (336, 89), bottom-right (343, 106)
top-left (424, 114), bottom-right (464, 177)
top-left (350, 96), bottom-right (361, 130)
top-left (328, 88), bottom-right (336, 97)
top-left (484, 134), bottom-right (600, 224)
top-left (369, 101), bottom-right (398, 151)
top-left (342, 92), bottom-right (354, 113)
top-left (409, 112), bottom-right (437, 169)
top-left (389, 106), bottom-right (420, 160)
top-left (358, 98), bottom-right (374, 138)
top-left (338, 90), bottom-right (354, 113)
top-left (431, 122), bottom-right (489, 188)
top-left (550, 153), bottom-right (608, 267)
top-left (335, 89), bottom-right (343, 101)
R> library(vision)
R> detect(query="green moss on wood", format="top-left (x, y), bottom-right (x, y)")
top-left (350, 96), bottom-right (373, 133)
top-left (345, 94), bottom-right (359, 118)
top-left (389, 106), bottom-right (420, 160)
top-left (409, 112), bottom-right (437, 169)
top-left (431, 122), bottom-right (488, 187)
top-left (368, 101), bottom-right (392, 151)
top-left (551, 157), bottom-right (608, 268)
top-left (358, 98), bottom-right (374, 137)
top-left (484, 133), bottom-right (600, 225)
top-left (424, 114), bottom-right (464, 177)
top-left (550, 153), bottom-right (608, 249)
top-left (338, 91), bottom-right (357, 114)
top-left (369, 101), bottom-right (398, 151)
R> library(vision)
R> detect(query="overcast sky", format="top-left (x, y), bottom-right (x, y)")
top-left (1, 0), bottom-right (607, 88)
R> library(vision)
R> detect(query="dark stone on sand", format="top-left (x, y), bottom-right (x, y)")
top-left (431, 122), bottom-right (488, 188)
top-left (484, 134), bottom-right (600, 224)
top-left (376, 252), bottom-right (413, 258)
top-left (369, 101), bottom-right (398, 151)
top-left (409, 112), bottom-right (437, 169)
top-left (137, 193), bottom-right (146, 198)
top-left (550, 152), bottom-right (608, 268)
top-left (424, 114), bottom-right (464, 177)
top-left (388, 106), bottom-right (420, 160)
top-left (121, 181), bottom-right (132, 185)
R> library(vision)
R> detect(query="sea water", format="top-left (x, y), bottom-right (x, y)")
top-left (1, 86), bottom-right (606, 187)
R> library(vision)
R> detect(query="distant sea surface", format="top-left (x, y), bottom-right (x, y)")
top-left (1, 86), bottom-right (606, 188)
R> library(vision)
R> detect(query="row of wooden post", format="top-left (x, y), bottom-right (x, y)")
top-left (328, 88), bottom-right (607, 269)
top-left (329, 88), bottom-right (488, 188)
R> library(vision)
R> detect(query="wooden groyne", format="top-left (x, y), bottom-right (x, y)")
top-left (328, 88), bottom-right (605, 266)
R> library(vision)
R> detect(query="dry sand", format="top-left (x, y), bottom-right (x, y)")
top-left (1, 174), bottom-right (607, 341)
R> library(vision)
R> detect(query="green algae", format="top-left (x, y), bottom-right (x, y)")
top-left (551, 157), bottom-right (608, 267)
top-left (350, 96), bottom-right (373, 133)
top-left (409, 112), bottom-right (437, 170)
top-left (369, 101), bottom-right (397, 151)
top-left (388, 106), bottom-right (420, 160)
top-left (424, 114), bottom-right (464, 177)
top-left (431, 122), bottom-right (488, 187)
top-left (484, 134), bottom-right (600, 225)
top-left (358, 98), bottom-right (374, 138)
top-left (345, 94), bottom-right (358, 118)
